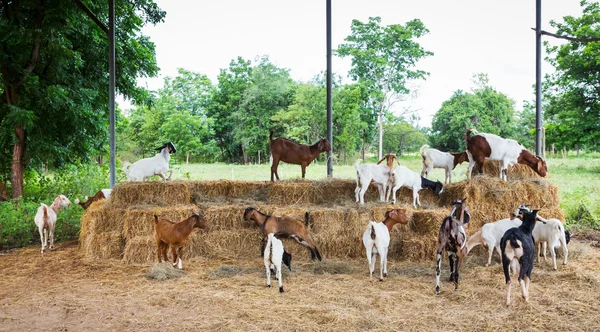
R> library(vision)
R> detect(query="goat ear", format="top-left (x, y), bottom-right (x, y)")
top-left (376, 156), bottom-right (386, 165)
top-left (462, 197), bottom-right (467, 202)
top-left (384, 211), bottom-right (390, 219)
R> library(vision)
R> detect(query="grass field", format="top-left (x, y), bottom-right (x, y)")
top-left (175, 154), bottom-right (600, 227)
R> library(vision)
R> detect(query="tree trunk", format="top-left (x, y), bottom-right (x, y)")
top-left (11, 126), bottom-right (26, 198)
top-left (186, 152), bottom-right (190, 165)
top-left (241, 144), bottom-right (248, 165)
top-left (551, 144), bottom-right (555, 157)
top-left (258, 150), bottom-right (261, 164)
top-left (576, 144), bottom-right (580, 156)
top-left (561, 147), bottom-right (566, 159)
top-left (0, 182), bottom-right (8, 202)
top-left (378, 112), bottom-right (383, 160)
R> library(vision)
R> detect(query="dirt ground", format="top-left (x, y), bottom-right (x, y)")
top-left (1, 240), bottom-right (599, 331)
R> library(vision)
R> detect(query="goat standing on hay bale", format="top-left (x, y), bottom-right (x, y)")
top-left (244, 207), bottom-right (322, 261)
top-left (362, 208), bottom-right (409, 281)
top-left (435, 197), bottom-right (471, 294)
top-left (465, 129), bottom-right (547, 181)
top-left (154, 212), bottom-right (208, 269)
top-left (354, 154), bottom-right (399, 205)
top-left (269, 131), bottom-right (331, 181)
top-left (74, 189), bottom-right (112, 210)
top-left (420, 145), bottom-right (468, 184)
top-left (264, 233), bottom-right (292, 293)
top-left (126, 142), bottom-right (177, 182)
top-left (387, 166), bottom-right (443, 208)
top-left (34, 195), bottom-right (71, 253)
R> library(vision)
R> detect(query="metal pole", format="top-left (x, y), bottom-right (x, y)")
top-left (535, 0), bottom-right (543, 156)
top-left (109, 0), bottom-right (116, 187)
top-left (326, 0), bottom-right (333, 177)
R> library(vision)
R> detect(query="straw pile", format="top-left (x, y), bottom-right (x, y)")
top-left (481, 160), bottom-right (543, 179)
top-left (109, 181), bottom-right (190, 207)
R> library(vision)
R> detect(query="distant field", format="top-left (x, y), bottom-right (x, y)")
top-left (175, 154), bottom-right (600, 226)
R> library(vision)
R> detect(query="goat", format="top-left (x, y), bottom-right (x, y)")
top-left (466, 129), bottom-right (547, 181)
top-left (127, 142), bottom-right (177, 182)
top-left (435, 198), bottom-right (471, 294)
top-left (269, 131), bottom-right (331, 181)
top-left (387, 166), bottom-right (443, 208)
top-left (354, 154), bottom-right (399, 204)
top-left (74, 189), bottom-right (112, 210)
top-left (362, 208), bottom-right (409, 281)
top-left (154, 212), bottom-right (208, 269)
top-left (501, 209), bottom-right (539, 306)
top-left (264, 233), bottom-right (292, 293)
top-left (465, 218), bottom-right (521, 266)
top-left (244, 207), bottom-right (322, 261)
top-left (34, 195), bottom-right (71, 253)
top-left (420, 145), bottom-right (468, 184)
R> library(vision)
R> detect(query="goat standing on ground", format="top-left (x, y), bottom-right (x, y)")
top-left (264, 233), bottom-right (292, 293)
top-left (154, 212), bottom-right (208, 269)
top-left (269, 131), bottom-right (331, 181)
top-left (465, 129), bottom-right (547, 181)
top-left (354, 154), bottom-right (399, 204)
top-left (127, 142), bottom-right (177, 182)
top-left (435, 198), bottom-right (471, 294)
top-left (244, 207), bottom-right (322, 261)
top-left (420, 145), bottom-right (468, 184)
top-left (501, 209), bottom-right (539, 306)
top-left (75, 189), bottom-right (112, 210)
top-left (34, 195), bottom-right (71, 253)
top-left (362, 208), bottom-right (409, 281)
top-left (387, 166), bottom-right (443, 208)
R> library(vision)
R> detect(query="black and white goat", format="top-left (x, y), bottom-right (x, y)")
top-left (435, 198), bottom-right (471, 294)
top-left (500, 209), bottom-right (539, 306)
top-left (126, 142), bottom-right (176, 182)
top-left (264, 233), bottom-right (292, 293)
top-left (387, 166), bottom-right (443, 208)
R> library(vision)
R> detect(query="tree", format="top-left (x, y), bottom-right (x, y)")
top-left (159, 111), bottom-right (216, 164)
top-left (430, 76), bottom-right (517, 151)
top-left (382, 115), bottom-right (427, 156)
top-left (0, 0), bottom-right (165, 197)
top-left (336, 16), bottom-right (433, 160)
top-left (542, 0), bottom-right (600, 152)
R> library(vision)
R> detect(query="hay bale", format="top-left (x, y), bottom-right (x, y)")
top-left (123, 236), bottom-right (156, 264)
top-left (186, 180), bottom-right (231, 203)
top-left (79, 199), bottom-right (107, 247)
top-left (400, 235), bottom-right (438, 261)
top-left (227, 181), bottom-right (269, 200)
top-left (482, 160), bottom-right (542, 179)
top-left (186, 229), bottom-right (262, 260)
top-left (267, 179), bottom-right (378, 205)
top-left (81, 231), bottom-right (124, 260)
top-left (122, 205), bottom-right (199, 239)
top-left (146, 263), bottom-right (186, 280)
top-left (108, 182), bottom-right (190, 208)
top-left (410, 209), bottom-right (448, 236)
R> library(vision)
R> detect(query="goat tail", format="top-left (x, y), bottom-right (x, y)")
top-left (466, 128), bottom-right (476, 142)
top-left (370, 223), bottom-right (376, 240)
top-left (304, 212), bottom-right (310, 227)
top-left (508, 237), bottom-right (520, 249)
top-left (353, 159), bottom-right (362, 171)
top-left (43, 206), bottom-right (48, 219)
top-left (420, 144), bottom-right (429, 158)
top-left (153, 214), bottom-right (159, 224)
top-left (269, 130), bottom-right (274, 143)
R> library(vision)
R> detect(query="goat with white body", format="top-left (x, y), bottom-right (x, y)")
top-left (532, 216), bottom-right (569, 270)
top-left (126, 142), bottom-right (176, 182)
top-left (264, 233), bottom-right (292, 293)
top-left (34, 195), bottom-right (71, 253)
top-left (354, 154), bottom-right (398, 205)
top-left (387, 166), bottom-right (443, 208)
top-left (465, 218), bottom-right (521, 266)
top-left (362, 208), bottom-right (409, 281)
top-left (420, 145), bottom-right (468, 184)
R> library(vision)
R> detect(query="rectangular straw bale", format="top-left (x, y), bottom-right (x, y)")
top-left (227, 181), bottom-right (269, 200)
top-left (410, 209), bottom-right (448, 236)
top-left (123, 205), bottom-right (199, 239)
top-left (82, 231), bottom-right (124, 260)
top-left (186, 229), bottom-right (262, 260)
top-left (123, 236), bottom-right (156, 264)
top-left (267, 179), bottom-right (380, 205)
top-left (79, 199), bottom-right (107, 246)
top-left (482, 160), bottom-right (542, 179)
top-left (203, 204), bottom-right (248, 230)
top-left (186, 180), bottom-right (231, 203)
top-left (108, 181), bottom-right (190, 208)
top-left (398, 235), bottom-right (438, 261)
top-left (93, 208), bottom-right (127, 234)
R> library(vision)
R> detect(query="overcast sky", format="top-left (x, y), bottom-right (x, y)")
top-left (120, 0), bottom-right (583, 127)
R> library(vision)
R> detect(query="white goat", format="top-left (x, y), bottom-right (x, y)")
top-left (420, 145), bottom-right (468, 184)
top-left (362, 209), bottom-right (408, 281)
top-left (532, 216), bottom-right (569, 270)
top-left (386, 166), bottom-right (443, 208)
top-left (466, 218), bottom-right (521, 266)
top-left (264, 233), bottom-right (291, 293)
top-left (354, 154), bottom-right (397, 205)
top-left (34, 195), bottom-right (71, 253)
top-left (126, 142), bottom-right (176, 182)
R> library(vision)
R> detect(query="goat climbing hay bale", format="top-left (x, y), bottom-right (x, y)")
top-left (122, 205), bottom-right (198, 239)
top-left (481, 160), bottom-right (543, 179)
top-left (109, 181), bottom-right (190, 208)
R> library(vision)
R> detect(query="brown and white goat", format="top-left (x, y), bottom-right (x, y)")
top-left (420, 145), bottom-right (468, 184)
top-left (269, 131), bottom-right (331, 181)
top-left (34, 195), bottom-right (71, 253)
top-left (75, 189), bottom-right (111, 210)
top-left (154, 212), bottom-right (209, 269)
top-left (435, 197), bottom-right (471, 294)
top-left (244, 207), bottom-right (322, 261)
top-left (466, 129), bottom-right (547, 181)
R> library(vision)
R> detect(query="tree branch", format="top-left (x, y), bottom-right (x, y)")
top-left (532, 28), bottom-right (600, 43)
top-left (73, 0), bottom-right (109, 35)
top-left (14, 0), bottom-right (44, 88)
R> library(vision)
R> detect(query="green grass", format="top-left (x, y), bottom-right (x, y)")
top-left (174, 154), bottom-right (600, 229)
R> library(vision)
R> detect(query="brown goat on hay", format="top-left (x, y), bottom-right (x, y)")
top-left (269, 131), bottom-right (331, 181)
top-left (75, 189), bottom-right (111, 210)
top-left (154, 212), bottom-right (209, 269)
top-left (244, 207), bottom-right (322, 261)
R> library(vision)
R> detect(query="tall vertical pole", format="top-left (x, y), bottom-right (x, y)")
top-left (326, 0), bottom-right (333, 177)
top-left (535, 0), bottom-right (543, 156)
top-left (109, 0), bottom-right (116, 188)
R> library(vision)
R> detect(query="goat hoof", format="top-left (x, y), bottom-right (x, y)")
top-left (383, 273), bottom-right (387, 277)
top-left (279, 287), bottom-right (284, 293)
top-left (379, 278), bottom-right (383, 282)
top-left (553, 267), bottom-right (557, 271)
top-left (435, 286), bottom-right (440, 295)
top-left (266, 284), bottom-right (271, 288)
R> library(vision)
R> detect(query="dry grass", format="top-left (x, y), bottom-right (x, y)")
top-left (145, 263), bottom-right (186, 280)
top-left (1, 241), bottom-right (599, 331)
top-left (482, 160), bottom-right (543, 179)
top-left (108, 181), bottom-right (191, 207)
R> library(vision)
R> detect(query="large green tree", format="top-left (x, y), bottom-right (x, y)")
top-left (336, 16), bottom-right (433, 160)
top-left (0, 0), bottom-right (164, 197)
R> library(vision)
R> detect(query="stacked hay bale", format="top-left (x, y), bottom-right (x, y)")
top-left (79, 176), bottom-right (563, 264)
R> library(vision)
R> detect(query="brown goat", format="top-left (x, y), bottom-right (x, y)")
top-left (154, 212), bottom-right (209, 269)
top-left (75, 189), bottom-right (111, 210)
top-left (269, 131), bottom-right (332, 181)
top-left (244, 207), bottom-right (322, 261)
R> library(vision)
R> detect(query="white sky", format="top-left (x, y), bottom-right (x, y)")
top-left (119, 0), bottom-right (584, 127)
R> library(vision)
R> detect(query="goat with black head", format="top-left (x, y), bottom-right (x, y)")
top-left (126, 142), bottom-right (177, 182)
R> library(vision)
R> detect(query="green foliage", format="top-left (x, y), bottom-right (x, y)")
top-left (382, 115), bottom-right (428, 156)
top-left (430, 75), bottom-right (518, 151)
